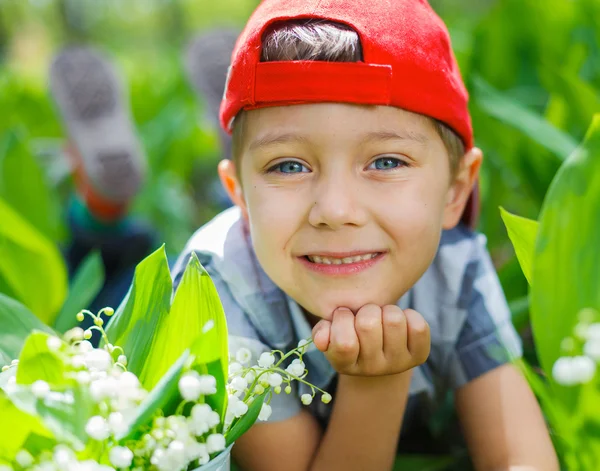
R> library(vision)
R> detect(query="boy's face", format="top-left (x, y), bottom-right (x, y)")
top-left (220, 103), bottom-right (480, 320)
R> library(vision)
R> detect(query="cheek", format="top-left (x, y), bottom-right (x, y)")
top-left (243, 177), bottom-right (309, 274)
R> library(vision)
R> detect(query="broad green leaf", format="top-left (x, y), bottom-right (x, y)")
top-left (54, 251), bottom-right (105, 333)
top-left (0, 129), bottom-right (65, 243)
top-left (0, 390), bottom-right (53, 462)
top-left (531, 115), bottom-right (600, 403)
top-left (0, 198), bottom-right (68, 324)
top-left (225, 390), bottom-right (268, 447)
top-left (140, 253), bottom-right (228, 391)
top-left (392, 454), bottom-right (456, 471)
top-left (105, 245), bottom-right (172, 381)
top-left (16, 332), bottom-right (66, 386)
top-left (0, 294), bottom-right (54, 366)
top-left (117, 351), bottom-right (189, 441)
top-left (499, 207), bottom-right (539, 285)
top-left (472, 76), bottom-right (578, 159)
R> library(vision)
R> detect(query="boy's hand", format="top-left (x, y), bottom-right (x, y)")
top-left (311, 305), bottom-right (430, 376)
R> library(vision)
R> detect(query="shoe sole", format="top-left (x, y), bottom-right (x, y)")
top-left (49, 46), bottom-right (146, 204)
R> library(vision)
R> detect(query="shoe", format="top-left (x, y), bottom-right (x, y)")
top-left (49, 46), bottom-right (146, 220)
top-left (183, 28), bottom-right (240, 125)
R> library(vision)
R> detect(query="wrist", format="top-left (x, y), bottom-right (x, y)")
top-left (339, 368), bottom-right (413, 390)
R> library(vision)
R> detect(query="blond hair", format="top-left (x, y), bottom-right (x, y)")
top-left (232, 20), bottom-right (465, 174)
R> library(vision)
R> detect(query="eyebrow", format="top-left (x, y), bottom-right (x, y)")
top-left (248, 133), bottom-right (311, 152)
top-left (247, 129), bottom-right (428, 152)
top-left (362, 130), bottom-right (429, 145)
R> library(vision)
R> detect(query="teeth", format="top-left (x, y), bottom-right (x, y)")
top-left (307, 253), bottom-right (378, 264)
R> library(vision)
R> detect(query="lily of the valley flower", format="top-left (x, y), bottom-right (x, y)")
top-left (258, 352), bottom-right (275, 368)
top-left (31, 380), bottom-right (50, 399)
top-left (206, 433), bottom-right (226, 454)
top-left (552, 355), bottom-right (596, 385)
top-left (258, 403), bottom-right (272, 421)
top-left (109, 446), bottom-right (133, 468)
top-left (85, 416), bottom-right (111, 441)
top-left (301, 393), bottom-right (313, 405)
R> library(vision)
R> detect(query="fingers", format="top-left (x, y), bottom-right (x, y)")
top-left (354, 304), bottom-right (383, 366)
top-left (382, 305), bottom-right (408, 363)
top-left (312, 319), bottom-right (331, 352)
top-left (327, 308), bottom-right (359, 369)
top-left (404, 308), bottom-right (431, 365)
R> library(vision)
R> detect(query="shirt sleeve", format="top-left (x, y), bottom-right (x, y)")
top-left (447, 235), bottom-right (523, 390)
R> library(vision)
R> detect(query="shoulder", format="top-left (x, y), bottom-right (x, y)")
top-left (171, 208), bottom-right (295, 350)
top-left (411, 224), bottom-right (488, 319)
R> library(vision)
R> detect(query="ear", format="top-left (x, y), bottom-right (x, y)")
top-left (442, 147), bottom-right (483, 230)
top-left (218, 159), bottom-right (249, 221)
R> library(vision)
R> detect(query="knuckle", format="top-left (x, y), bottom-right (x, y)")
top-left (357, 303), bottom-right (382, 317)
top-left (355, 314), bottom-right (380, 333)
top-left (382, 307), bottom-right (406, 328)
top-left (411, 344), bottom-right (431, 365)
top-left (333, 339), bottom-right (358, 356)
top-left (412, 321), bottom-right (430, 337)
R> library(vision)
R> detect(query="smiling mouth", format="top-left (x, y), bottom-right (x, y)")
top-left (304, 253), bottom-right (381, 265)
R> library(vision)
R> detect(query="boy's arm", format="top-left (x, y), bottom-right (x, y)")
top-left (232, 305), bottom-right (429, 471)
top-left (233, 372), bottom-right (412, 471)
top-left (455, 363), bottom-right (559, 471)
top-left (449, 237), bottom-right (558, 470)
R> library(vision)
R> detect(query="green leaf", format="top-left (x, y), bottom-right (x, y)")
top-left (472, 76), bottom-right (578, 159)
top-left (117, 351), bottom-right (189, 441)
top-left (139, 253), bottom-right (229, 391)
top-left (0, 390), bottom-right (53, 462)
top-left (392, 454), bottom-right (456, 471)
top-left (16, 332), bottom-right (66, 386)
top-left (531, 115), bottom-right (600, 405)
top-left (0, 294), bottom-right (54, 366)
top-left (225, 390), bottom-right (268, 447)
top-left (7, 384), bottom-right (95, 449)
top-left (0, 129), bottom-right (65, 243)
top-left (499, 207), bottom-right (539, 285)
top-left (0, 197), bottom-right (68, 325)
top-left (540, 69), bottom-right (600, 137)
top-left (105, 245), bottom-right (172, 382)
top-left (54, 251), bottom-right (105, 333)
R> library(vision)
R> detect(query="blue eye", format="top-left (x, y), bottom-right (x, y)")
top-left (369, 157), bottom-right (405, 170)
top-left (269, 161), bottom-right (310, 174)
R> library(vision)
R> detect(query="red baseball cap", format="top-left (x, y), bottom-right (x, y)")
top-left (220, 0), bottom-right (478, 227)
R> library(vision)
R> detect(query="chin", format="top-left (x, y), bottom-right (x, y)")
top-left (309, 292), bottom-right (398, 320)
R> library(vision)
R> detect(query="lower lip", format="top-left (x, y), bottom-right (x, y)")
top-left (297, 253), bottom-right (385, 276)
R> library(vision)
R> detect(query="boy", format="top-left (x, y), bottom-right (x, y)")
top-left (173, 1), bottom-right (558, 469)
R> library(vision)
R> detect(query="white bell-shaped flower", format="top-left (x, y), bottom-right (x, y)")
top-left (178, 373), bottom-right (203, 402)
top-left (258, 403), bottom-right (272, 421)
top-left (85, 416), bottom-right (110, 441)
top-left (584, 339), bottom-right (600, 361)
top-left (206, 433), bottom-right (226, 454)
top-left (84, 349), bottom-right (113, 372)
top-left (32, 380), bottom-right (50, 399)
top-left (235, 348), bottom-right (252, 365)
top-left (301, 394), bottom-right (313, 405)
top-left (258, 352), bottom-right (275, 368)
top-left (109, 446), bottom-right (133, 468)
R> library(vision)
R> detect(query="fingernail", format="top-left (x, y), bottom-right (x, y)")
top-left (335, 307), bottom-right (352, 313)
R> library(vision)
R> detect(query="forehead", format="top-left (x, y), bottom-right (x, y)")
top-left (240, 103), bottom-right (440, 151)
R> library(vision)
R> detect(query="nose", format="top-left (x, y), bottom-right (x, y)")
top-left (308, 174), bottom-right (368, 230)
